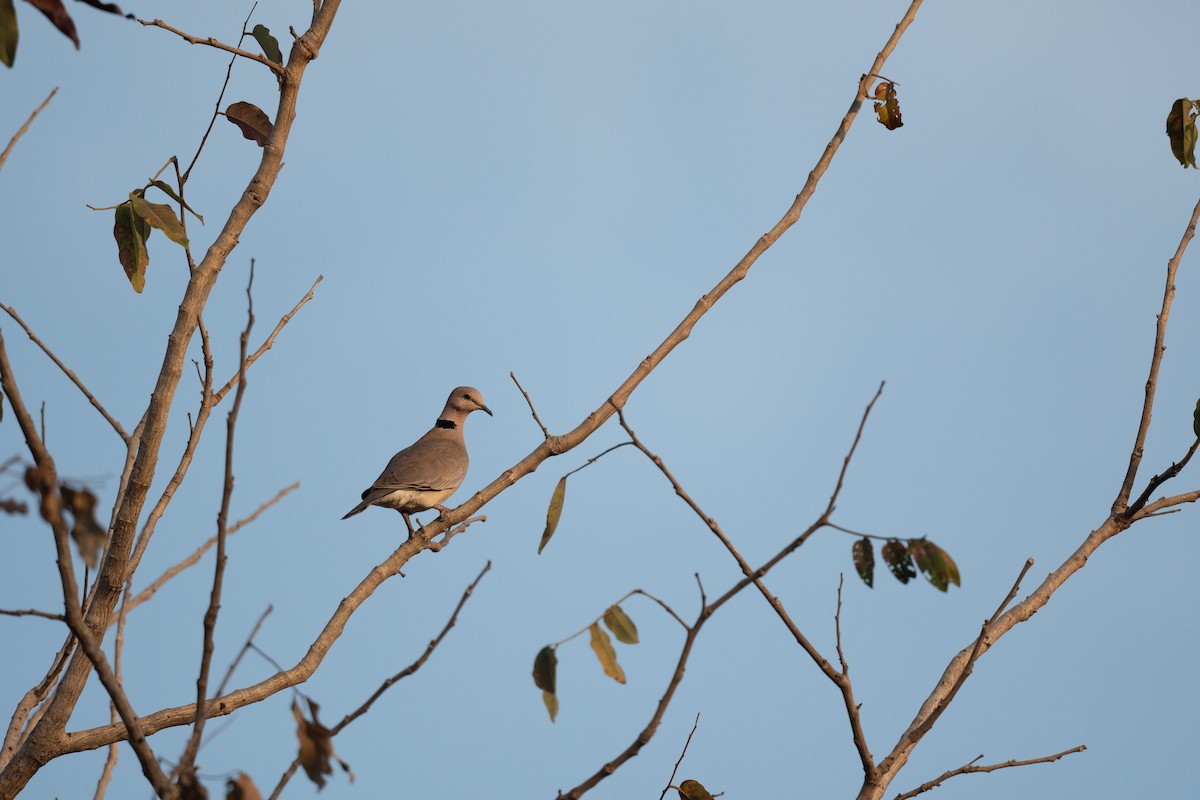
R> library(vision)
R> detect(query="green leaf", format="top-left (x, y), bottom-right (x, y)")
top-left (225, 101), bottom-right (274, 147)
top-left (113, 201), bottom-right (151, 292)
top-left (0, 0), bottom-right (17, 67)
top-left (532, 646), bottom-right (556, 694)
top-left (538, 476), bottom-right (566, 554)
top-left (677, 779), bottom-right (715, 800)
top-left (149, 180), bottom-right (204, 224)
top-left (130, 194), bottom-right (188, 247)
top-left (881, 539), bottom-right (916, 584)
top-left (542, 689), bottom-right (559, 723)
top-left (852, 536), bottom-right (874, 588)
top-left (603, 605), bottom-right (639, 644)
top-left (588, 622), bottom-right (626, 684)
top-left (909, 539), bottom-right (961, 592)
top-left (1193, 398), bottom-right (1200, 439)
top-left (1166, 99), bottom-right (1199, 169)
top-left (251, 23), bottom-right (282, 65)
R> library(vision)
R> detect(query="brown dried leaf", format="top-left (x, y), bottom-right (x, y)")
top-left (292, 698), bottom-right (353, 789)
top-left (873, 81), bottom-right (904, 130)
top-left (60, 486), bottom-right (106, 568)
top-left (225, 101), bottom-right (273, 147)
top-left (26, 0), bottom-right (78, 49)
top-left (0, 498), bottom-right (28, 515)
top-left (225, 772), bottom-right (262, 800)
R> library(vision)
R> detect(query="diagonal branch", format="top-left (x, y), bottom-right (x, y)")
top-left (0, 87), bottom-right (57, 174)
top-left (1, 304), bottom-right (128, 442)
top-left (212, 275), bottom-right (322, 403)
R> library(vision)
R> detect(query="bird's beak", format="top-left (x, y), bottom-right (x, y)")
top-left (478, 402), bottom-right (493, 417)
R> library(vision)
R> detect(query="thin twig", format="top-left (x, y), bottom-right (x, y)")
top-left (215, 605), bottom-right (274, 699)
top-left (550, 588), bottom-right (687, 648)
top-left (1125, 438), bottom-right (1200, 518)
top-left (1114, 194), bottom-right (1200, 513)
top-left (0, 608), bottom-right (64, 622)
top-left (139, 18), bottom-right (285, 75)
top-left (563, 442), bottom-right (634, 480)
top-left (511, 372), bottom-right (550, 438)
top-left (0, 305), bottom-right (128, 442)
top-left (183, 5), bottom-right (257, 183)
top-left (893, 745), bottom-right (1086, 800)
top-left (212, 276), bottom-right (323, 403)
top-left (118, 483), bottom-right (298, 620)
top-left (988, 559), bottom-right (1033, 626)
top-left (658, 713), bottom-right (701, 800)
top-left (0, 87), bottom-right (58, 174)
top-left (178, 260), bottom-right (256, 778)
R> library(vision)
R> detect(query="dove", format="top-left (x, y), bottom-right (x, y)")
top-left (342, 386), bottom-right (492, 535)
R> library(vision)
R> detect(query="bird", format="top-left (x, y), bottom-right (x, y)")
top-left (342, 386), bottom-right (492, 535)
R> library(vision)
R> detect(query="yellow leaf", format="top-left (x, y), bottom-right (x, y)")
top-left (589, 622), bottom-right (626, 684)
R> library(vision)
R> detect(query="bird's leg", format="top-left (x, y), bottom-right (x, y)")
top-left (401, 512), bottom-right (415, 537)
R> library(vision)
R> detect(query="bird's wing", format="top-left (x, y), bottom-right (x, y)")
top-left (370, 436), bottom-right (468, 493)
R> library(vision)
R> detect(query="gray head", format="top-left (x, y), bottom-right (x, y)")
top-left (438, 386), bottom-right (493, 425)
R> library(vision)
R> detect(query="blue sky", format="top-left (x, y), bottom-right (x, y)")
top-left (2, 1), bottom-right (1199, 798)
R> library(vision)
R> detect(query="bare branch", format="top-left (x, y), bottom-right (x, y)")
top-left (1114, 193), bottom-right (1200, 512)
top-left (214, 605), bottom-right (273, 700)
top-left (1, 304), bottom-right (128, 442)
top-left (138, 18), bottom-right (285, 74)
top-left (0, 87), bottom-right (57, 174)
top-left (0, 608), bottom-right (64, 622)
top-left (511, 371), bottom-right (550, 438)
top-left (178, 263), bottom-right (256, 778)
top-left (893, 745), bottom-right (1086, 800)
top-left (658, 713), bottom-right (701, 800)
top-left (212, 275), bottom-right (323, 404)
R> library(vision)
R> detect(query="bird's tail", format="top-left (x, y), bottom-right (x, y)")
top-left (341, 500), bottom-right (371, 520)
